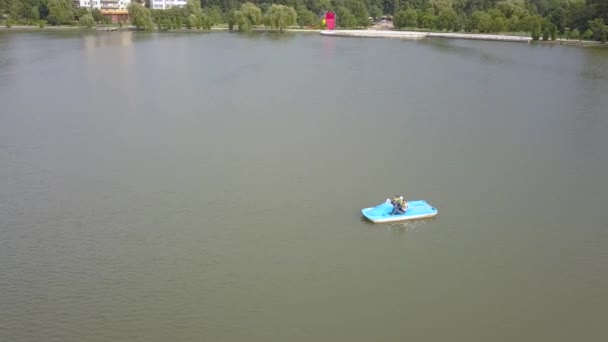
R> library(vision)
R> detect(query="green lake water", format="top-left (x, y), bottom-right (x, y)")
top-left (1, 31), bottom-right (607, 341)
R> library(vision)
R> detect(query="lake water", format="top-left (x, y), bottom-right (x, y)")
top-left (1, 30), bottom-right (607, 342)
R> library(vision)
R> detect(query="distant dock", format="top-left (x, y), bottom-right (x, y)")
top-left (320, 30), bottom-right (532, 43)
top-left (96, 27), bottom-right (118, 32)
top-left (320, 30), bottom-right (426, 40)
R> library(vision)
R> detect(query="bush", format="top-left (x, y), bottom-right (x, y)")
top-left (297, 8), bottom-right (317, 27)
top-left (531, 22), bottom-right (541, 40)
top-left (393, 10), bottom-right (407, 30)
top-left (162, 18), bottom-right (172, 30)
top-left (570, 28), bottom-right (580, 40)
top-left (80, 14), bottom-right (95, 28)
top-left (542, 28), bottom-right (549, 40)
top-left (582, 29), bottom-right (593, 40)
top-left (201, 13), bottom-right (212, 30)
top-left (39, 20), bottom-right (47, 28)
top-left (6, 17), bottom-right (12, 28)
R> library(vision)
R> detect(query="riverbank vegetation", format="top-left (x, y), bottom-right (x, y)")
top-left (0, 0), bottom-right (112, 27)
top-left (1, 0), bottom-right (606, 42)
top-left (391, 0), bottom-right (606, 41)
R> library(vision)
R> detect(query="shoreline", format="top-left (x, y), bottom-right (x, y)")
top-left (321, 29), bottom-right (532, 43)
top-left (0, 25), bottom-right (89, 30)
top-left (2, 25), bottom-right (603, 47)
top-left (320, 29), bottom-right (605, 47)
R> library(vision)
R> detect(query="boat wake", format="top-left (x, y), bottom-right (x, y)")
top-left (388, 219), bottom-right (429, 231)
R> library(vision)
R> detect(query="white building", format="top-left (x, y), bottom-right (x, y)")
top-left (150, 0), bottom-right (187, 10)
top-left (76, 0), bottom-right (131, 10)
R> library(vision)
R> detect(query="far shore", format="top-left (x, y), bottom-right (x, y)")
top-left (320, 29), bottom-right (605, 47)
top-left (1, 24), bottom-right (604, 48)
top-left (0, 25), bottom-right (89, 30)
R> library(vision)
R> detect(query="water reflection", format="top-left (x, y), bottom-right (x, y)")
top-left (568, 48), bottom-right (608, 156)
top-left (81, 32), bottom-right (138, 116)
top-left (0, 35), bottom-right (12, 78)
top-left (425, 38), bottom-right (605, 80)
top-left (322, 36), bottom-right (335, 58)
top-left (82, 31), bottom-right (137, 50)
top-left (264, 31), bottom-right (297, 42)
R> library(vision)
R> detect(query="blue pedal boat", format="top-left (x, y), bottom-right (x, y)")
top-left (362, 199), bottom-right (438, 223)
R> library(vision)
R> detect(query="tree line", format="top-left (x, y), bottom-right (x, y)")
top-left (2, 0), bottom-right (607, 41)
top-left (391, 0), bottom-right (607, 41)
top-left (0, 0), bottom-right (113, 27)
top-left (126, 1), bottom-right (299, 31)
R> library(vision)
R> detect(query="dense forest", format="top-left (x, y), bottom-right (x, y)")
top-left (1, 0), bottom-right (607, 41)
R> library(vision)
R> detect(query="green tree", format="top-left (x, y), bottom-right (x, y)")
top-left (336, 6), bottom-right (357, 28)
top-left (264, 4), bottom-right (297, 32)
top-left (205, 5), bottom-right (223, 26)
top-left (548, 7), bottom-right (566, 33)
top-left (491, 15), bottom-right (507, 32)
top-left (307, 0), bottom-right (331, 15)
top-left (186, 13), bottom-right (194, 28)
top-left (436, 8), bottom-right (457, 31)
top-left (369, 5), bottom-right (382, 19)
top-left (394, 9), bottom-right (417, 29)
top-left (75, 7), bottom-right (89, 20)
top-left (549, 22), bottom-right (557, 40)
top-left (582, 29), bottom-right (593, 40)
top-left (30, 6), bottom-right (40, 22)
top-left (46, 0), bottom-right (73, 25)
top-left (419, 9), bottom-right (437, 29)
top-left (523, 15), bottom-right (543, 35)
top-left (588, 18), bottom-right (606, 41)
top-left (297, 7), bottom-right (317, 27)
top-left (508, 15), bottom-right (520, 34)
top-left (406, 8), bottom-right (419, 28)
top-left (186, 13), bottom-right (197, 30)
top-left (570, 28), bottom-right (579, 40)
top-left (185, 0), bottom-right (201, 14)
top-left (469, 10), bottom-right (492, 33)
top-left (201, 12), bottom-right (212, 29)
top-left (227, 10), bottom-right (236, 30)
top-left (234, 2), bottom-right (262, 32)
top-left (128, 2), bottom-right (153, 31)
top-left (393, 10), bottom-right (405, 29)
top-left (531, 21), bottom-right (541, 40)
top-left (92, 9), bottom-right (105, 24)
top-left (161, 18), bottom-right (172, 30)
top-left (80, 13), bottom-right (94, 28)
top-left (346, 0), bottom-right (370, 27)
top-left (542, 27), bottom-right (549, 40)
top-left (393, 10), bottom-right (407, 30)
top-left (456, 11), bottom-right (467, 32)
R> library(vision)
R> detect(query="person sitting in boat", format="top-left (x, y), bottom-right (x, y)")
top-left (390, 195), bottom-right (407, 215)
top-left (401, 199), bottom-right (408, 211)
top-left (391, 195), bottom-right (403, 207)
